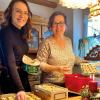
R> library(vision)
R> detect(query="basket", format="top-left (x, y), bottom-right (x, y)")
top-left (64, 74), bottom-right (93, 93)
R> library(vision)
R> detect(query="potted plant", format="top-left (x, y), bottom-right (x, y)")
top-left (80, 85), bottom-right (90, 100)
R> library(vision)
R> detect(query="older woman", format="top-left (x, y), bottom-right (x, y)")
top-left (37, 11), bottom-right (81, 86)
top-left (0, 0), bottom-right (32, 100)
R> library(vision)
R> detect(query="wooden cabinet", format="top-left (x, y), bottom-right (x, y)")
top-left (31, 15), bottom-right (48, 43)
top-left (29, 15), bottom-right (48, 56)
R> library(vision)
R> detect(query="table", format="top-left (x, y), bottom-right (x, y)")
top-left (67, 96), bottom-right (81, 100)
top-left (0, 93), bottom-right (81, 100)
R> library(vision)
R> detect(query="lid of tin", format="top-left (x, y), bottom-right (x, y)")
top-left (22, 55), bottom-right (40, 66)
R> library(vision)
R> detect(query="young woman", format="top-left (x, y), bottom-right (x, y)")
top-left (0, 0), bottom-right (32, 99)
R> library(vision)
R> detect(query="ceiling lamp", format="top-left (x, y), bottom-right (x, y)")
top-left (59, 0), bottom-right (99, 9)
top-left (89, 0), bottom-right (100, 18)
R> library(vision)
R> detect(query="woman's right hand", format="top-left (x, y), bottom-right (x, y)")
top-left (15, 91), bottom-right (26, 100)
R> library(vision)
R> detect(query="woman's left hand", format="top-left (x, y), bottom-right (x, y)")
top-left (15, 91), bottom-right (26, 100)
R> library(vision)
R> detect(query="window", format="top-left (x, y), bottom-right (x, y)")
top-left (88, 15), bottom-right (100, 36)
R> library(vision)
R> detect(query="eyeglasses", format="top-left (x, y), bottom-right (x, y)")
top-left (52, 22), bottom-right (65, 27)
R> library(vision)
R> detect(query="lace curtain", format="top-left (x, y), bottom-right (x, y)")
top-left (78, 35), bottom-right (100, 58)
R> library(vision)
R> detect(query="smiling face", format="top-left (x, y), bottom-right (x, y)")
top-left (51, 15), bottom-right (66, 36)
top-left (11, 1), bottom-right (29, 29)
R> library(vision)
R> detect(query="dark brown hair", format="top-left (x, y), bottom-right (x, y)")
top-left (1, 0), bottom-right (32, 39)
top-left (48, 11), bottom-right (67, 30)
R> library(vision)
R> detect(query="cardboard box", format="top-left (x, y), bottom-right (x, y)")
top-left (34, 83), bottom-right (68, 100)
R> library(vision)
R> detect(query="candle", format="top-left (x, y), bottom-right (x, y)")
top-left (89, 74), bottom-right (92, 79)
top-left (89, 81), bottom-right (97, 93)
top-left (92, 74), bottom-right (95, 81)
top-left (89, 74), bottom-right (95, 80)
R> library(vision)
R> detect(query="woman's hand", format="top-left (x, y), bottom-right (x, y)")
top-left (58, 66), bottom-right (71, 73)
top-left (15, 91), bottom-right (26, 100)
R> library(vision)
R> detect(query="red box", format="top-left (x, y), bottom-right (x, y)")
top-left (64, 74), bottom-right (93, 93)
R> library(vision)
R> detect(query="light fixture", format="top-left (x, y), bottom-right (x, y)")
top-left (58, 0), bottom-right (99, 9)
top-left (89, 0), bottom-right (100, 18)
